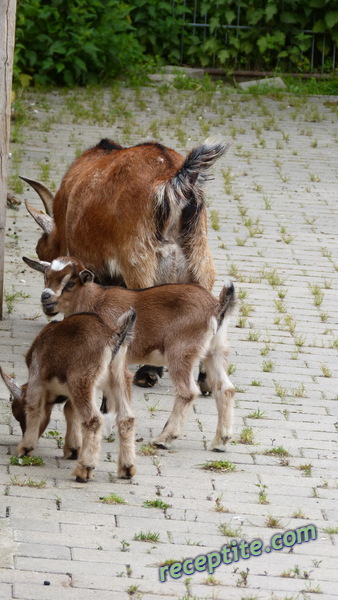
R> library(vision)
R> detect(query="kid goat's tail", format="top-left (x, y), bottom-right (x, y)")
top-left (218, 280), bottom-right (236, 327)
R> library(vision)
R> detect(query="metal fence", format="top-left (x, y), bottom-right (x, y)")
top-left (174, 0), bottom-right (337, 74)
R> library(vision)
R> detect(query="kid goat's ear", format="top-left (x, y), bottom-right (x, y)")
top-left (79, 269), bottom-right (95, 284)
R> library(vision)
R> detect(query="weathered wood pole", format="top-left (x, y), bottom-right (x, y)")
top-left (0, 0), bottom-right (17, 319)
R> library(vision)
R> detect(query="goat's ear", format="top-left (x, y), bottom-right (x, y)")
top-left (116, 308), bottom-right (136, 345)
top-left (0, 367), bottom-right (22, 402)
top-left (22, 256), bottom-right (50, 273)
top-left (79, 269), bottom-right (95, 284)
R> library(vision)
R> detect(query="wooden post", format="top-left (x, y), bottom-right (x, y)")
top-left (0, 0), bottom-right (17, 319)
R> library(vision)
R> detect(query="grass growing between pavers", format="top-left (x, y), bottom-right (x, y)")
top-left (99, 493), bottom-right (127, 505)
top-left (9, 475), bottom-right (46, 488)
top-left (143, 499), bottom-right (171, 510)
top-left (200, 460), bottom-right (236, 473)
top-left (133, 531), bottom-right (161, 543)
top-left (9, 455), bottom-right (45, 466)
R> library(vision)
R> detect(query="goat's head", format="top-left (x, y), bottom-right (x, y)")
top-left (0, 368), bottom-right (27, 433)
top-left (22, 256), bottom-right (94, 316)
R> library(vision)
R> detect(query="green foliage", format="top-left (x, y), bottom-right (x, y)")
top-left (10, 455), bottom-right (45, 466)
top-left (179, 0), bottom-right (338, 73)
top-left (14, 0), bottom-right (338, 87)
top-left (130, 0), bottom-right (188, 65)
top-left (15, 0), bottom-right (145, 86)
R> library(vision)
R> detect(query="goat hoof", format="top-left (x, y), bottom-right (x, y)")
top-left (86, 467), bottom-right (95, 480)
top-left (133, 365), bottom-right (163, 388)
top-left (73, 464), bottom-right (93, 482)
top-left (119, 464), bottom-right (136, 479)
top-left (16, 446), bottom-right (33, 458)
top-left (210, 436), bottom-right (231, 452)
top-left (152, 439), bottom-right (172, 450)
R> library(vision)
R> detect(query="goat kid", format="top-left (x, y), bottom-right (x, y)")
top-left (0, 311), bottom-right (136, 482)
top-left (24, 256), bottom-right (236, 451)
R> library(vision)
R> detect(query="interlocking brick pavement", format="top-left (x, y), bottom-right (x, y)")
top-left (0, 81), bottom-right (337, 599)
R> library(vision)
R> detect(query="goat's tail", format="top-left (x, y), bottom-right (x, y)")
top-left (154, 138), bottom-right (231, 235)
top-left (218, 280), bottom-right (236, 327)
top-left (110, 308), bottom-right (136, 359)
top-left (170, 137), bottom-right (231, 205)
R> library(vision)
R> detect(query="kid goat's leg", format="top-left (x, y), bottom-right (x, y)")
top-left (63, 400), bottom-right (82, 460)
top-left (72, 390), bottom-right (103, 483)
top-left (203, 348), bottom-right (235, 452)
top-left (152, 361), bottom-right (199, 449)
top-left (16, 386), bottom-right (48, 456)
top-left (104, 366), bottom-right (136, 479)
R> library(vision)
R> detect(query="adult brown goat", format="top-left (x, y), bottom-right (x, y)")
top-left (23, 137), bottom-right (230, 289)
top-left (22, 137), bottom-right (231, 387)
top-left (24, 255), bottom-right (236, 452)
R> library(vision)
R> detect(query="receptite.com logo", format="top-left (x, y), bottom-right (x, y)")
top-left (159, 524), bottom-right (317, 582)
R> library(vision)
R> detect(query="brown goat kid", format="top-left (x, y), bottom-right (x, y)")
top-left (0, 311), bottom-right (136, 482)
top-left (24, 256), bottom-right (236, 451)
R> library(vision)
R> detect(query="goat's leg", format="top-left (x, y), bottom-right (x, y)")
top-left (117, 414), bottom-right (136, 479)
top-left (105, 367), bottom-right (136, 479)
top-left (63, 400), bottom-right (82, 460)
top-left (182, 212), bottom-right (216, 292)
top-left (16, 388), bottom-right (46, 456)
top-left (71, 393), bottom-right (103, 483)
top-left (203, 351), bottom-right (235, 452)
top-left (124, 260), bottom-right (163, 388)
top-left (152, 370), bottom-right (199, 449)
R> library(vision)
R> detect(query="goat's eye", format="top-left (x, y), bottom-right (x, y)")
top-left (64, 281), bottom-right (75, 290)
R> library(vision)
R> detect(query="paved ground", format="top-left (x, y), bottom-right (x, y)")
top-left (0, 79), bottom-right (338, 600)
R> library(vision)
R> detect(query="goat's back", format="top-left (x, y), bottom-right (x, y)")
top-left (26, 313), bottom-right (114, 382)
top-left (54, 141), bottom-right (183, 256)
top-left (85, 282), bottom-right (219, 360)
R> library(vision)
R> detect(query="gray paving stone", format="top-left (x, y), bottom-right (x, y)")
top-left (0, 584), bottom-right (12, 600)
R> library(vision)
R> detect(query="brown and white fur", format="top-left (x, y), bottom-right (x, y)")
top-left (24, 256), bottom-right (236, 451)
top-left (23, 137), bottom-right (231, 389)
top-left (22, 137), bottom-right (231, 290)
top-left (0, 310), bottom-right (136, 482)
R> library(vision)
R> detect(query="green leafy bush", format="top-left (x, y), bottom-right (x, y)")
top-left (130, 0), bottom-right (188, 65)
top-left (14, 0), bottom-right (338, 86)
top-left (15, 0), bottom-right (145, 86)
top-left (178, 0), bottom-right (338, 73)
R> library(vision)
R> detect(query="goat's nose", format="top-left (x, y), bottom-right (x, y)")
top-left (41, 290), bottom-right (51, 301)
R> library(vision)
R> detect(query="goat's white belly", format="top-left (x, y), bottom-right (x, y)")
top-left (140, 350), bottom-right (166, 367)
top-left (46, 377), bottom-right (70, 397)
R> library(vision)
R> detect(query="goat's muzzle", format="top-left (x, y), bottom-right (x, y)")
top-left (41, 290), bottom-right (58, 315)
